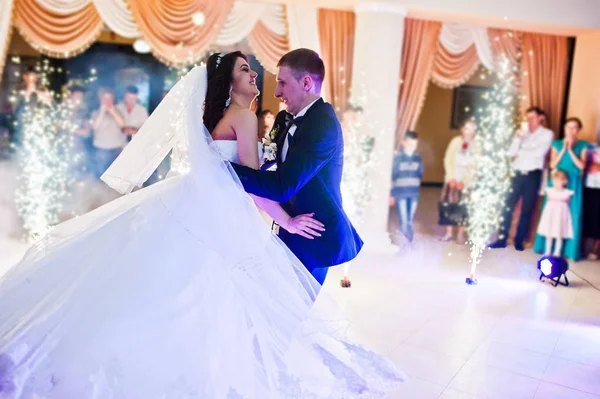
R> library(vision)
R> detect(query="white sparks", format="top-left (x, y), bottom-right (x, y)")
top-left (466, 54), bottom-right (517, 276)
top-left (13, 60), bottom-right (77, 242)
top-left (192, 12), bottom-right (206, 26)
top-left (340, 104), bottom-right (376, 227)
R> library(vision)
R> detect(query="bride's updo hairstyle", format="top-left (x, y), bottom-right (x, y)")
top-left (204, 51), bottom-right (248, 133)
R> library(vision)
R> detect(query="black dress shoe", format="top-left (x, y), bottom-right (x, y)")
top-left (489, 240), bottom-right (507, 249)
top-left (514, 242), bottom-right (525, 251)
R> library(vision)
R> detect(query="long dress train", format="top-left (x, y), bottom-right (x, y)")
top-left (0, 66), bottom-right (404, 398)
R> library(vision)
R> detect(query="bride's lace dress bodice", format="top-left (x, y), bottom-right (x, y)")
top-left (214, 140), bottom-right (240, 163)
top-left (214, 140), bottom-right (263, 165)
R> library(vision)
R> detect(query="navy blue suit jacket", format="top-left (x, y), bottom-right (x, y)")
top-left (231, 99), bottom-right (363, 272)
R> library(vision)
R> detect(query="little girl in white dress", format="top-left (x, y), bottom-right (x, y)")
top-left (537, 169), bottom-right (574, 257)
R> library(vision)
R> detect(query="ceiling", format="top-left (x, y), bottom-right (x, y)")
top-left (243, 0), bottom-right (600, 36)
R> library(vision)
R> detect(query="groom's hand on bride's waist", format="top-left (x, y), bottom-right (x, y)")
top-left (281, 213), bottom-right (325, 240)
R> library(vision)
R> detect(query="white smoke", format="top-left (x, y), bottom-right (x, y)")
top-left (0, 159), bottom-right (121, 277)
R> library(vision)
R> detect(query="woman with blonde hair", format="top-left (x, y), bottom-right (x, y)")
top-left (439, 119), bottom-right (477, 243)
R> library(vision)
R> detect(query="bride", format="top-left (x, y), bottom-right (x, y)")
top-left (0, 51), bottom-right (404, 398)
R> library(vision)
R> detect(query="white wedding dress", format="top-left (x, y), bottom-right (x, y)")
top-left (0, 67), bottom-right (404, 398)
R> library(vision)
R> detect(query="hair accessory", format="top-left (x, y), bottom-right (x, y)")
top-left (215, 53), bottom-right (225, 70)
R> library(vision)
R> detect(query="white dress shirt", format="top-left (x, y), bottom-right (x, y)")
top-left (281, 98), bottom-right (321, 162)
top-left (508, 126), bottom-right (554, 172)
top-left (586, 145), bottom-right (600, 189)
top-left (116, 103), bottom-right (149, 130)
top-left (92, 108), bottom-right (127, 150)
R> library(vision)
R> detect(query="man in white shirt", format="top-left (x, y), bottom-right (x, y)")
top-left (490, 106), bottom-right (554, 251)
top-left (117, 86), bottom-right (149, 137)
top-left (91, 88), bottom-right (126, 178)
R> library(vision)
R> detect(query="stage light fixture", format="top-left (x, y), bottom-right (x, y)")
top-left (537, 256), bottom-right (569, 287)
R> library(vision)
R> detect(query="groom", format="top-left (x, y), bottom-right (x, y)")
top-left (231, 48), bottom-right (363, 285)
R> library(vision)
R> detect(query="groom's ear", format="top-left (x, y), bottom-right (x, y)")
top-left (301, 75), bottom-right (314, 92)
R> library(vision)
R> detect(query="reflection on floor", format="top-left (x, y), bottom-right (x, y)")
top-left (2, 183), bottom-right (600, 399)
top-left (324, 187), bottom-right (600, 399)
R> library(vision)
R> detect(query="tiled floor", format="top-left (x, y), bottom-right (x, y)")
top-left (1, 186), bottom-right (599, 398)
top-left (320, 188), bottom-right (600, 399)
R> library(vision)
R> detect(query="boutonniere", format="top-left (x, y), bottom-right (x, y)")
top-left (262, 125), bottom-right (280, 164)
top-left (462, 142), bottom-right (469, 151)
top-left (267, 125), bottom-right (280, 144)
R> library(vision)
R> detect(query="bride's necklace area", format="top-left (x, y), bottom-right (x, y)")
top-left (228, 97), bottom-right (253, 111)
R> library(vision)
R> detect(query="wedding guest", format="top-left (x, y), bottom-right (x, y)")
top-left (117, 86), bottom-right (148, 137)
top-left (439, 120), bottom-right (477, 243)
top-left (389, 130), bottom-right (423, 242)
top-left (117, 86), bottom-right (155, 186)
top-left (583, 137), bottom-right (600, 260)
top-left (490, 106), bottom-right (553, 251)
top-left (257, 109), bottom-right (275, 142)
top-left (13, 66), bottom-right (53, 147)
top-left (64, 86), bottom-right (92, 178)
top-left (536, 170), bottom-right (574, 257)
top-left (540, 110), bottom-right (548, 128)
top-left (339, 103), bottom-right (362, 141)
top-left (533, 117), bottom-right (587, 261)
top-left (91, 87), bottom-right (126, 178)
top-left (18, 66), bottom-right (53, 106)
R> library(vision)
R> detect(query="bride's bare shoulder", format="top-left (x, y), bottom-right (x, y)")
top-left (227, 108), bottom-right (258, 138)
top-left (213, 108), bottom-right (257, 140)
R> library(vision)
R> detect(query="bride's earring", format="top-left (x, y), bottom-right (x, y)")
top-left (225, 87), bottom-right (232, 108)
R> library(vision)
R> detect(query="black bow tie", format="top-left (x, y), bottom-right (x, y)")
top-left (281, 114), bottom-right (304, 150)
top-left (285, 113), bottom-right (304, 127)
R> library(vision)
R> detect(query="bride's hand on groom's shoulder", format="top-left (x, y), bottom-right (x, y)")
top-left (283, 213), bottom-right (325, 239)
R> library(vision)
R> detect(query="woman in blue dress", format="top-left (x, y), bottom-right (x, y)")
top-left (534, 117), bottom-right (588, 260)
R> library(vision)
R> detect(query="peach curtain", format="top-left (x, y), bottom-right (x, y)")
top-left (13, 0), bottom-right (103, 58)
top-left (248, 20), bottom-right (289, 75)
top-left (0, 0), bottom-right (14, 84)
top-left (509, 33), bottom-right (568, 244)
top-left (395, 18), bottom-right (441, 147)
top-left (127, 0), bottom-right (234, 66)
top-left (521, 32), bottom-right (569, 135)
top-left (488, 28), bottom-right (522, 67)
top-left (431, 42), bottom-right (480, 89)
top-left (318, 9), bottom-right (355, 115)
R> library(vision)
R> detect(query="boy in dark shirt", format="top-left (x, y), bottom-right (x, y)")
top-left (390, 131), bottom-right (423, 242)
